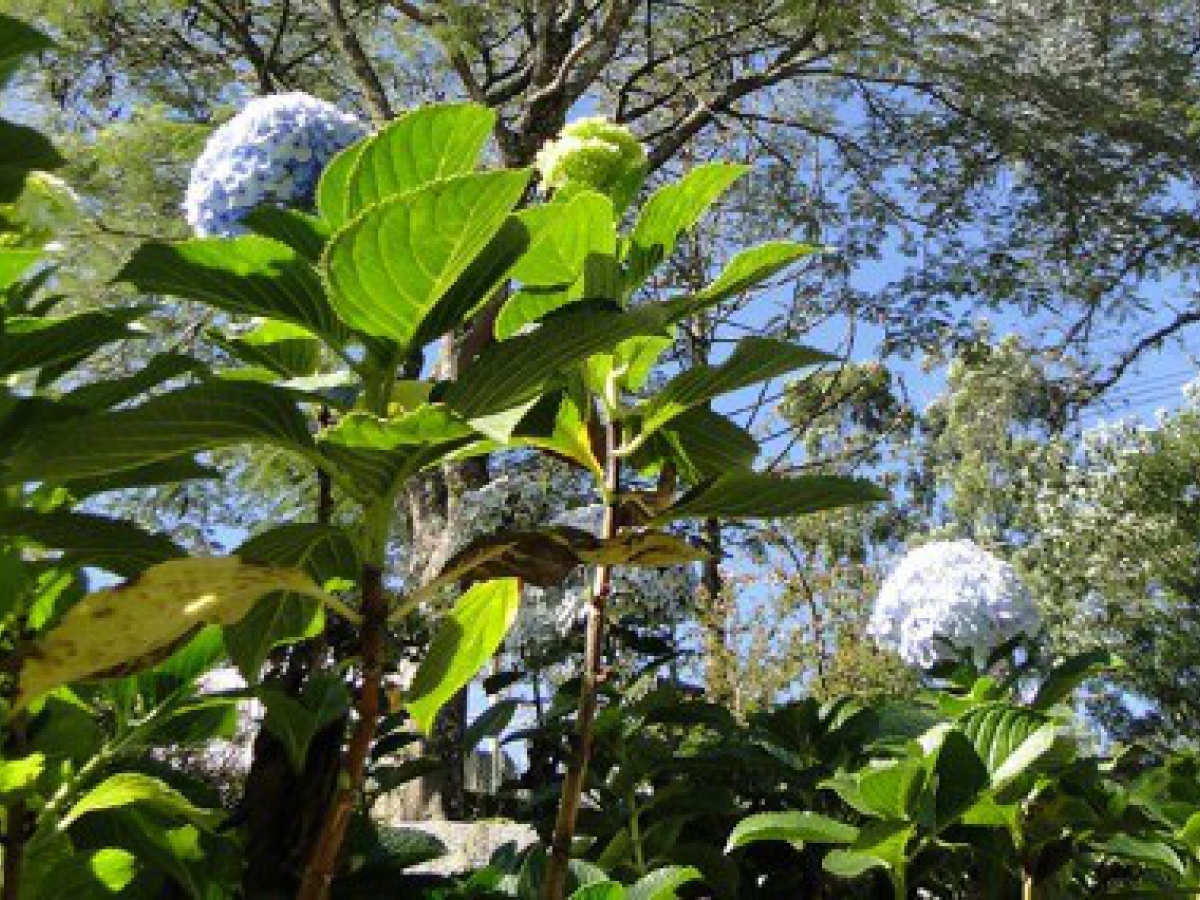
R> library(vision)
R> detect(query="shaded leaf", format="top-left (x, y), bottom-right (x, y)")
top-left (243, 206), bottom-right (329, 262)
top-left (119, 236), bottom-right (345, 345)
top-left (0, 508), bottom-right (183, 576)
top-left (261, 673), bottom-right (350, 771)
top-left (636, 337), bottom-right (831, 438)
top-left (655, 473), bottom-right (887, 522)
top-left (4, 381), bottom-right (316, 485)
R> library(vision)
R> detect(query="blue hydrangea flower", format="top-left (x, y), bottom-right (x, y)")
top-left (868, 540), bottom-right (1040, 670)
top-left (183, 92), bottom-right (367, 237)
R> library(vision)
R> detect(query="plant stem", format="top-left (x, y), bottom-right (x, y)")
top-left (1, 716), bottom-right (28, 900)
top-left (296, 562), bottom-right (388, 900)
top-left (1023, 871), bottom-right (1035, 900)
top-left (628, 790), bottom-right (646, 876)
top-left (543, 421), bottom-right (621, 900)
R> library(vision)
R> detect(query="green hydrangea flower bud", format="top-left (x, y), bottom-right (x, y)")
top-left (0, 171), bottom-right (80, 248)
top-left (534, 116), bottom-right (646, 205)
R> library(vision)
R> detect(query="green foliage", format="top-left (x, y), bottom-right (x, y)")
top-left (727, 655), bottom-right (1200, 897)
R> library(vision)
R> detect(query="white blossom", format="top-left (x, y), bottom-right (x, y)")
top-left (869, 540), bottom-right (1040, 669)
top-left (183, 92), bottom-right (366, 236)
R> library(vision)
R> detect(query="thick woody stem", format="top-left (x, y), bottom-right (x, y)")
top-left (296, 563), bottom-right (387, 900)
top-left (543, 421), bottom-right (621, 900)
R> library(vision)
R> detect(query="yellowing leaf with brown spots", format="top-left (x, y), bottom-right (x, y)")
top-left (13, 557), bottom-right (332, 711)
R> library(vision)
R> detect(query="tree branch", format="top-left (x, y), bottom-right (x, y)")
top-left (319, 0), bottom-right (393, 123)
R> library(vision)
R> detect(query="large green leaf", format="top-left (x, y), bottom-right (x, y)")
top-left (0, 508), bottom-right (183, 576)
top-left (1095, 834), bottom-right (1186, 875)
top-left (635, 338), bottom-right (832, 438)
top-left (316, 405), bottom-right (476, 500)
top-left (118, 236), bottom-right (345, 345)
top-left (726, 812), bottom-right (858, 851)
top-left (236, 522), bottom-right (362, 583)
top-left (655, 473), bottom-right (887, 522)
top-left (0, 309), bottom-right (144, 378)
top-left (323, 169), bottom-right (530, 346)
top-left (495, 192), bottom-right (620, 340)
top-left (625, 163), bottom-right (748, 290)
top-left (513, 392), bottom-right (604, 479)
top-left (510, 191), bottom-right (616, 288)
top-left (444, 306), bottom-right (672, 419)
top-left (405, 578), bottom-right (520, 734)
top-left (823, 760), bottom-right (926, 821)
top-left (4, 381), bottom-right (315, 484)
top-left (322, 406), bottom-right (474, 450)
top-left (822, 822), bottom-right (913, 882)
top-left (343, 102), bottom-right (496, 217)
top-left (957, 703), bottom-right (1059, 789)
top-left (59, 772), bottom-right (223, 831)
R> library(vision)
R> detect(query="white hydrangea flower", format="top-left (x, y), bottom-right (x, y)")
top-left (183, 92), bottom-right (367, 236)
top-left (868, 539), bottom-right (1040, 669)
top-left (534, 116), bottom-right (645, 197)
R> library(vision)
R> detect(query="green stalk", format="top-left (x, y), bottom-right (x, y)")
top-left (629, 790), bottom-right (646, 876)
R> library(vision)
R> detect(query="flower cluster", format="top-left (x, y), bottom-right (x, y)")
top-left (533, 116), bottom-right (645, 200)
top-left (868, 540), bottom-right (1040, 669)
top-left (183, 92), bottom-right (366, 237)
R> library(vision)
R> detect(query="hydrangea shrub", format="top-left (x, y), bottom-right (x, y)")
top-left (868, 539), bottom-right (1040, 669)
top-left (183, 92), bottom-right (366, 236)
